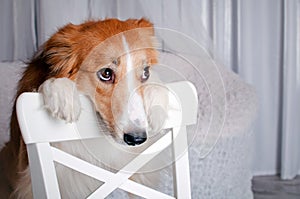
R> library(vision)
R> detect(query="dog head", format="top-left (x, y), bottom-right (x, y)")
top-left (41, 18), bottom-right (168, 146)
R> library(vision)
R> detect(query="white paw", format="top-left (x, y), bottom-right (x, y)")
top-left (38, 77), bottom-right (81, 123)
top-left (143, 83), bottom-right (169, 133)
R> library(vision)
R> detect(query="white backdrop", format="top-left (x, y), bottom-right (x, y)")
top-left (0, 0), bottom-right (299, 179)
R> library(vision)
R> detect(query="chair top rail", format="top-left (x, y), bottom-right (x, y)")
top-left (17, 81), bottom-right (198, 144)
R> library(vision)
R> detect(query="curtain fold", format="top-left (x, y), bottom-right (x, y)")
top-left (0, 0), bottom-right (36, 62)
top-left (13, 0), bottom-right (37, 60)
top-left (0, 0), bottom-right (14, 61)
top-left (36, 0), bottom-right (90, 45)
top-left (239, 0), bottom-right (284, 176)
top-left (281, 0), bottom-right (300, 179)
top-left (0, 0), bottom-right (299, 179)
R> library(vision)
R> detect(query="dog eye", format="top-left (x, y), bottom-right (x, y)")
top-left (97, 68), bottom-right (115, 83)
top-left (141, 66), bottom-right (150, 82)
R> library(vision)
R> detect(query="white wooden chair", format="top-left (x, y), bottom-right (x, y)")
top-left (16, 81), bottom-right (198, 199)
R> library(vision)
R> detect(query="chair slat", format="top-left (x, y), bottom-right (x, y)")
top-left (52, 147), bottom-right (174, 199)
top-left (27, 143), bottom-right (61, 199)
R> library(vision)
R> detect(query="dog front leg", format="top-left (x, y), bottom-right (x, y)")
top-left (38, 77), bottom-right (81, 123)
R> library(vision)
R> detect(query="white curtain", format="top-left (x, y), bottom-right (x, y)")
top-left (0, 0), bottom-right (299, 179)
top-left (0, 0), bottom-right (36, 62)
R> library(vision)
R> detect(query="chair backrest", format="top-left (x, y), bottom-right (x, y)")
top-left (17, 81), bottom-right (198, 199)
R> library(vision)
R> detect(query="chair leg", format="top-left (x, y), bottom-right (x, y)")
top-left (172, 127), bottom-right (192, 199)
top-left (27, 143), bottom-right (61, 199)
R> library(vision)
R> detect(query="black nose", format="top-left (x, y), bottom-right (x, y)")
top-left (124, 132), bottom-right (147, 146)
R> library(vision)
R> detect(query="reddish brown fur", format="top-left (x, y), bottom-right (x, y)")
top-left (0, 18), bottom-right (157, 197)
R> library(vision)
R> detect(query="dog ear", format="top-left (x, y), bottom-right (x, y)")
top-left (129, 18), bottom-right (153, 28)
top-left (126, 18), bottom-right (154, 32)
top-left (42, 23), bottom-right (81, 79)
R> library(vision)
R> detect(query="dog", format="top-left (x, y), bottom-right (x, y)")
top-left (0, 18), bottom-right (170, 198)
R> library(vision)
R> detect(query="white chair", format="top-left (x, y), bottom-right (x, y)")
top-left (16, 81), bottom-right (198, 199)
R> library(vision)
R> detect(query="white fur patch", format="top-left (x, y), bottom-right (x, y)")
top-left (120, 35), bottom-right (148, 131)
top-left (128, 91), bottom-right (148, 129)
top-left (38, 77), bottom-right (81, 122)
top-left (121, 35), bottom-right (134, 91)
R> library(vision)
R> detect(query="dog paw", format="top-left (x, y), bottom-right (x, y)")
top-left (143, 84), bottom-right (169, 133)
top-left (38, 78), bottom-right (81, 123)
